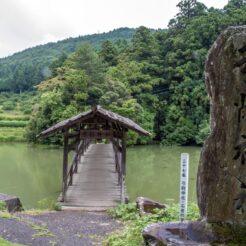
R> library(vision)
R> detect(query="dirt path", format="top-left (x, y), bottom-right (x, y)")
top-left (0, 211), bottom-right (122, 246)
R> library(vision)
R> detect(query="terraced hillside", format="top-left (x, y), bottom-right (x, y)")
top-left (0, 93), bottom-right (37, 141)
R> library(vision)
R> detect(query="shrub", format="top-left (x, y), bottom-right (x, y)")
top-left (36, 198), bottom-right (61, 211)
top-left (0, 201), bottom-right (6, 211)
top-left (23, 108), bottom-right (32, 115)
top-left (0, 121), bottom-right (28, 127)
top-left (2, 101), bottom-right (16, 111)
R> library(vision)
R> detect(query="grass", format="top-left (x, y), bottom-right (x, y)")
top-left (0, 92), bottom-right (37, 142)
top-left (0, 121), bottom-right (28, 127)
top-left (0, 127), bottom-right (26, 142)
top-left (0, 238), bottom-right (24, 246)
top-left (104, 203), bottom-right (199, 246)
top-left (0, 211), bottom-right (54, 238)
top-left (31, 224), bottom-right (54, 238)
top-left (0, 115), bottom-right (29, 121)
top-left (36, 198), bottom-right (62, 211)
top-left (0, 201), bottom-right (6, 211)
top-left (0, 203), bottom-right (54, 239)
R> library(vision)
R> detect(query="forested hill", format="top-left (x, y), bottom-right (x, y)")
top-left (26, 0), bottom-right (246, 146)
top-left (0, 27), bottom-right (135, 92)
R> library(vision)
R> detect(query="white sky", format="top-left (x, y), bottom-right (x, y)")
top-left (0, 0), bottom-right (228, 58)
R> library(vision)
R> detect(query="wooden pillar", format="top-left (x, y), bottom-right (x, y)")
top-left (81, 139), bottom-right (84, 156)
top-left (122, 131), bottom-right (127, 176)
top-left (61, 128), bottom-right (69, 202)
top-left (74, 146), bottom-right (79, 173)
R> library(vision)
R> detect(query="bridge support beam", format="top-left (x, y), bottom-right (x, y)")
top-left (122, 131), bottom-right (126, 176)
top-left (62, 128), bottom-right (69, 202)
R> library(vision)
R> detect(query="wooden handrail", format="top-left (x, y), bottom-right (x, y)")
top-left (111, 139), bottom-right (125, 203)
top-left (63, 139), bottom-right (91, 196)
top-left (121, 175), bottom-right (125, 203)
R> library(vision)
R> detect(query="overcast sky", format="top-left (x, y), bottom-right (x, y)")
top-left (0, 0), bottom-right (228, 58)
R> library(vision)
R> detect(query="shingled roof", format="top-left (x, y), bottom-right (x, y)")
top-left (39, 105), bottom-right (150, 137)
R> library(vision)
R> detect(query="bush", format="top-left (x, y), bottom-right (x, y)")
top-left (2, 101), bottom-right (16, 111)
top-left (23, 108), bottom-right (32, 115)
top-left (0, 121), bottom-right (28, 127)
top-left (36, 198), bottom-right (61, 211)
top-left (195, 120), bottom-right (210, 145)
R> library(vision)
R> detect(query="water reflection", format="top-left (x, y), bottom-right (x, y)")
top-left (0, 143), bottom-right (62, 208)
top-left (0, 143), bottom-right (200, 208)
top-left (126, 145), bottom-right (201, 204)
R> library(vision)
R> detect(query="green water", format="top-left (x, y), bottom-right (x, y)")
top-left (0, 143), bottom-right (200, 208)
top-left (126, 145), bottom-right (201, 204)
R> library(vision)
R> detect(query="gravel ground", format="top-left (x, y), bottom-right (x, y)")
top-left (0, 211), bottom-right (122, 246)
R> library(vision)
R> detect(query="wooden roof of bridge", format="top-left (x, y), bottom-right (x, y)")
top-left (39, 105), bottom-right (150, 137)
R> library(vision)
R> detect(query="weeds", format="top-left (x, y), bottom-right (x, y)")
top-left (31, 224), bottom-right (54, 237)
top-left (0, 201), bottom-right (6, 211)
top-left (105, 202), bottom-right (199, 246)
top-left (36, 198), bottom-right (62, 211)
top-left (0, 237), bottom-right (24, 246)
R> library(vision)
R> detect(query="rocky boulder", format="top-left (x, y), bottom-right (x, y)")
top-left (197, 26), bottom-right (246, 225)
top-left (0, 193), bottom-right (23, 213)
top-left (143, 221), bottom-right (215, 246)
top-left (136, 197), bottom-right (167, 215)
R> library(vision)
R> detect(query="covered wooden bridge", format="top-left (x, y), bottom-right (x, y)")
top-left (39, 105), bottom-right (150, 210)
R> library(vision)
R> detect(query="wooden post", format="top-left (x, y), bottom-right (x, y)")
top-left (122, 131), bottom-right (127, 176)
top-left (62, 128), bottom-right (69, 202)
top-left (74, 142), bottom-right (81, 173)
top-left (69, 168), bottom-right (73, 186)
top-left (74, 149), bottom-right (78, 173)
top-left (120, 131), bottom-right (127, 203)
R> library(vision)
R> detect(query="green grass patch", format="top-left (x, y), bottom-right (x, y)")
top-left (0, 92), bottom-right (35, 143)
top-left (0, 115), bottom-right (30, 121)
top-left (0, 209), bottom-right (54, 239)
top-left (105, 203), bottom-right (199, 246)
top-left (0, 127), bottom-right (26, 142)
top-left (0, 201), bottom-right (6, 211)
top-left (0, 238), bottom-right (24, 246)
top-left (0, 212), bottom-right (14, 219)
top-left (37, 198), bottom-right (62, 211)
top-left (31, 224), bottom-right (54, 238)
top-left (0, 121), bottom-right (28, 127)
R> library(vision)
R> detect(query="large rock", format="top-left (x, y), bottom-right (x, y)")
top-left (143, 222), bottom-right (214, 246)
top-left (197, 26), bottom-right (246, 225)
top-left (136, 197), bottom-right (167, 215)
top-left (0, 193), bottom-right (23, 213)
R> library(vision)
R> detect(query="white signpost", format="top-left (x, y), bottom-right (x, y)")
top-left (179, 153), bottom-right (189, 222)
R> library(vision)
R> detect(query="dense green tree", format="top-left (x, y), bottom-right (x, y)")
top-left (99, 41), bottom-right (118, 66)
top-left (25, 2), bottom-right (246, 146)
top-left (168, 0), bottom-right (207, 29)
top-left (130, 26), bottom-right (156, 61)
top-left (49, 53), bottom-right (67, 77)
top-left (225, 0), bottom-right (246, 9)
top-left (176, 0), bottom-right (207, 19)
top-left (0, 28), bottom-right (135, 92)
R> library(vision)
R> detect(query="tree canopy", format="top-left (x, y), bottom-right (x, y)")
top-left (25, 0), bottom-right (246, 145)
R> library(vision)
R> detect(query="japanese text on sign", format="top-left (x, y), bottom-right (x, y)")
top-left (180, 153), bottom-right (189, 221)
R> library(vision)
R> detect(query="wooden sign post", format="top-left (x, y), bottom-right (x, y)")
top-left (179, 153), bottom-right (189, 222)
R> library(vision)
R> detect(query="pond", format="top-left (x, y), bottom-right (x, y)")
top-left (0, 143), bottom-right (200, 208)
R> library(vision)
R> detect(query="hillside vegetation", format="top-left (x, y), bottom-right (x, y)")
top-left (0, 28), bottom-right (135, 92)
top-left (1, 0), bottom-right (245, 145)
top-left (0, 92), bottom-right (37, 141)
top-left (25, 0), bottom-right (246, 146)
